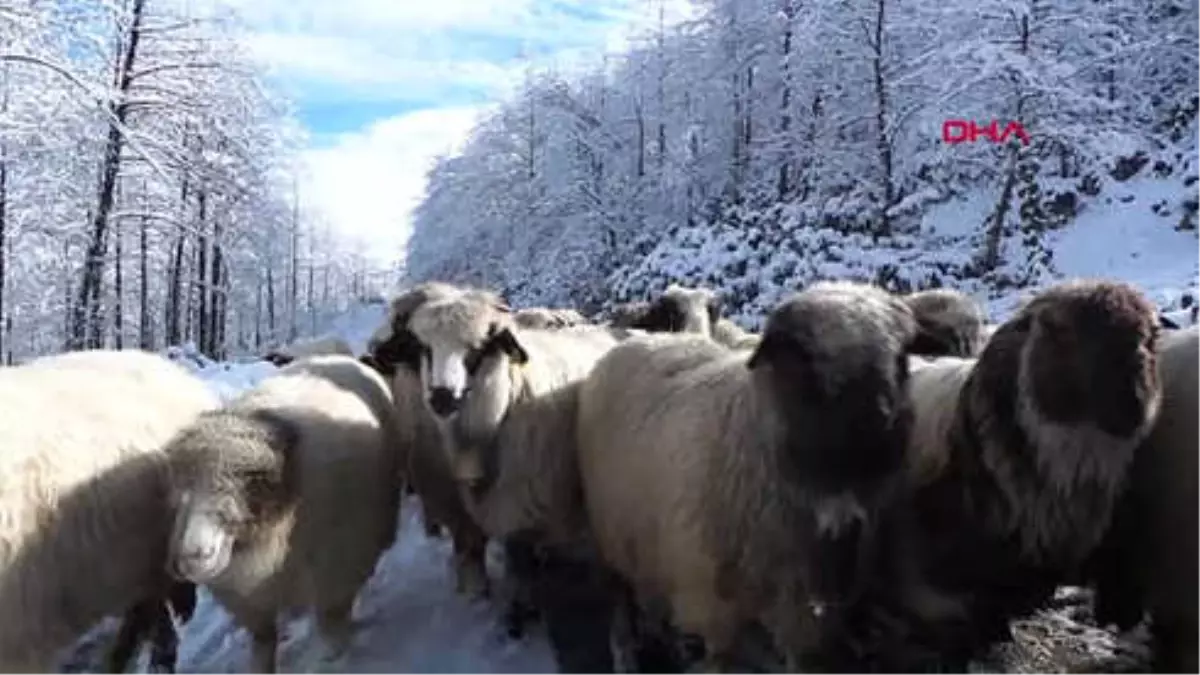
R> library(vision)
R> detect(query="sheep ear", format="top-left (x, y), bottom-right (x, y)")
top-left (359, 353), bottom-right (395, 376)
top-left (491, 327), bottom-right (529, 364)
top-left (707, 296), bottom-right (723, 325)
top-left (371, 330), bottom-right (424, 373)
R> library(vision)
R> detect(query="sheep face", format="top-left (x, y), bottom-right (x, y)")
top-left (747, 281), bottom-right (919, 522)
top-left (369, 282), bottom-right (505, 377)
top-left (406, 295), bottom-right (526, 483)
top-left (1010, 280), bottom-right (1162, 445)
top-left (166, 413), bottom-right (297, 584)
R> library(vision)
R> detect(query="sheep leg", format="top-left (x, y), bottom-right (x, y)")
top-left (312, 601), bottom-right (356, 672)
top-left (247, 621), bottom-right (278, 674)
top-left (500, 535), bottom-right (543, 639)
top-left (532, 551), bottom-right (620, 673)
top-left (105, 600), bottom-right (156, 673)
top-left (144, 599), bottom-right (184, 674)
top-left (451, 524), bottom-right (491, 599)
top-left (675, 593), bottom-right (738, 673)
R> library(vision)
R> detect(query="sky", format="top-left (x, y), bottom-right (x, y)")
top-left (215, 0), bottom-right (696, 269)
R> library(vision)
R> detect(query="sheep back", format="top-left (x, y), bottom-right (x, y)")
top-left (0, 349), bottom-right (218, 671)
top-left (262, 336), bottom-right (355, 366)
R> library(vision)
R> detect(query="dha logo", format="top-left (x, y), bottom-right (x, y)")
top-left (942, 120), bottom-right (1030, 146)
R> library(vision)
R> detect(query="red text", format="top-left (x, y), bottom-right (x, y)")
top-left (942, 120), bottom-right (1030, 146)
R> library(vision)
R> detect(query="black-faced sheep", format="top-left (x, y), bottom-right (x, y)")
top-left (513, 307), bottom-right (589, 330)
top-left (399, 291), bottom-right (640, 672)
top-left (606, 284), bottom-right (721, 335)
top-left (164, 354), bottom-right (402, 673)
top-left (882, 278), bottom-right (1163, 668)
top-left (608, 284), bottom-right (761, 350)
top-left (575, 281), bottom-right (925, 671)
top-left (1087, 325), bottom-right (1197, 672)
top-left (0, 349), bottom-right (219, 672)
top-left (901, 287), bottom-right (988, 358)
top-left (261, 335), bottom-right (355, 367)
top-left (363, 282), bottom-right (495, 600)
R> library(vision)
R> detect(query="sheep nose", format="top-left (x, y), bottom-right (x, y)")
top-left (428, 387), bottom-right (463, 417)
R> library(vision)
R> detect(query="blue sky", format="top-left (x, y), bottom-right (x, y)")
top-left (213, 0), bottom-right (695, 267)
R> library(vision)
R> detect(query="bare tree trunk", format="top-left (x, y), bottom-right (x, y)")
top-left (138, 207), bottom-right (150, 348)
top-left (982, 13), bottom-right (1031, 270)
top-left (0, 61), bottom-right (9, 362)
top-left (288, 179), bottom-right (299, 342)
top-left (254, 275), bottom-right (263, 350)
top-left (777, 0), bottom-right (795, 200)
top-left (307, 260), bottom-right (315, 336)
top-left (113, 213), bottom-right (123, 349)
top-left (69, 0), bottom-right (146, 349)
top-left (166, 235), bottom-right (184, 345)
top-left (266, 264), bottom-right (276, 342)
top-left (869, 0), bottom-right (895, 237)
top-left (196, 190), bottom-right (209, 355)
top-left (209, 217), bottom-right (223, 359)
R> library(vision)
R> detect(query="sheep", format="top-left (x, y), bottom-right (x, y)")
top-left (901, 287), bottom-right (988, 358)
top-left (608, 284), bottom-right (762, 350)
top-left (0, 349), bottom-right (219, 673)
top-left (513, 306), bottom-right (589, 330)
top-left (574, 281), bottom-right (929, 671)
top-left (399, 291), bottom-right (642, 671)
top-left (363, 282), bottom-right (496, 599)
top-left (1087, 325), bottom-right (1198, 672)
top-left (163, 354), bottom-right (403, 673)
top-left (874, 278), bottom-right (1164, 669)
top-left (606, 283), bottom-right (720, 335)
top-left (261, 335), bottom-right (355, 367)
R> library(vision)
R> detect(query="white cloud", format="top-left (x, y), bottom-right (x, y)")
top-left (189, 0), bottom-right (701, 268)
top-left (300, 106), bottom-right (488, 267)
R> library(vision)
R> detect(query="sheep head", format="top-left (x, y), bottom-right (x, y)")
top-left (902, 287), bottom-right (987, 358)
top-left (747, 280), bottom-right (919, 528)
top-left (980, 279), bottom-right (1162, 491)
top-left (406, 293), bottom-right (527, 486)
top-left (165, 410), bottom-right (300, 584)
top-left (367, 282), bottom-right (466, 376)
top-left (638, 284), bottom-right (723, 335)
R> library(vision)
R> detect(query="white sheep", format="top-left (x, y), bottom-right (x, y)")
top-left (575, 281), bottom-right (927, 671)
top-left (0, 349), bottom-right (219, 672)
top-left (401, 291), bottom-right (639, 671)
top-left (163, 354), bottom-right (403, 673)
top-left (513, 307), bottom-right (589, 330)
top-left (361, 282), bottom-right (496, 600)
top-left (261, 335), bottom-right (355, 367)
top-left (872, 278), bottom-right (1164, 669)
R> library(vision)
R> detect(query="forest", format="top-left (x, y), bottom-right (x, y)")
top-left (406, 0), bottom-right (1199, 322)
top-left (0, 0), bottom-right (382, 365)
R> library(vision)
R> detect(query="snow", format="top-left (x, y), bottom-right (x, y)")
top-left (172, 301), bottom-right (557, 674)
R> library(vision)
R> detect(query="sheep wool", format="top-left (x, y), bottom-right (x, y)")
top-left (0, 349), bottom-right (219, 672)
top-left (164, 354), bottom-right (402, 673)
